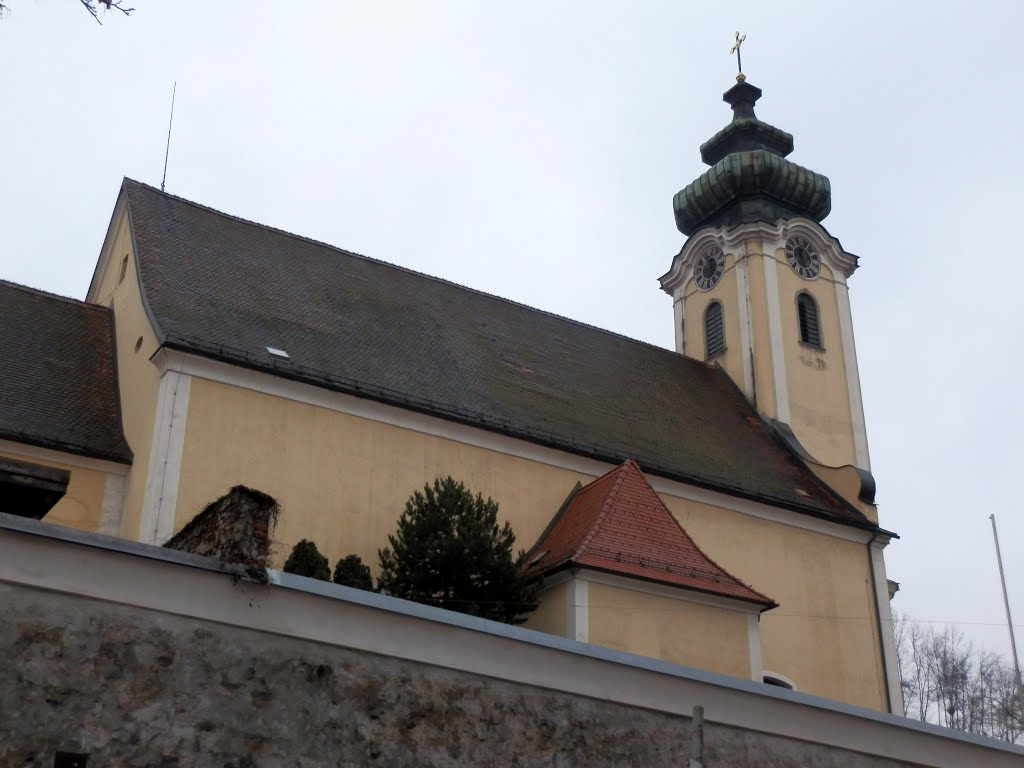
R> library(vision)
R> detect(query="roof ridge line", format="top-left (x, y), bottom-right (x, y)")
top-left (0, 279), bottom-right (103, 310)
top-left (121, 178), bottom-right (706, 363)
top-left (574, 463), bottom-right (629, 561)
top-left (613, 460), bottom-right (777, 606)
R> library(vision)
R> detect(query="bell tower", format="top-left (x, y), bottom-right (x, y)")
top-left (659, 75), bottom-right (870, 472)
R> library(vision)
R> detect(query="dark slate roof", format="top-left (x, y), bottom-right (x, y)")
top-left (0, 281), bottom-right (132, 463)
top-left (122, 178), bottom-right (869, 526)
top-left (524, 460), bottom-right (777, 607)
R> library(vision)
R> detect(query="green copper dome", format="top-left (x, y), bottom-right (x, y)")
top-left (674, 80), bottom-right (831, 236)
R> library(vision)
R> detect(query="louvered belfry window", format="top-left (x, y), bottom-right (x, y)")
top-left (704, 301), bottom-right (725, 359)
top-left (797, 292), bottom-right (822, 348)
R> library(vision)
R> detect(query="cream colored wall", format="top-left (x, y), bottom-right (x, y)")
top-left (524, 580), bottom-right (567, 638)
top-left (587, 582), bottom-right (752, 679)
top-left (0, 449), bottom-right (107, 532)
top-left (172, 375), bottom-right (887, 710)
top-left (666, 493), bottom-right (884, 709)
top-left (175, 377), bottom-right (595, 568)
top-left (774, 252), bottom-right (857, 468)
top-left (87, 203), bottom-right (162, 539)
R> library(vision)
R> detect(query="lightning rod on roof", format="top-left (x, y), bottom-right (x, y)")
top-left (161, 81), bottom-right (177, 193)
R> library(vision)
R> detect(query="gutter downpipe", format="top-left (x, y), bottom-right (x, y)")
top-left (868, 530), bottom-right (894, 714)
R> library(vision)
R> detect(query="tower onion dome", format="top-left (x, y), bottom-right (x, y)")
top-left (673, 79), bottom-right (831, 236)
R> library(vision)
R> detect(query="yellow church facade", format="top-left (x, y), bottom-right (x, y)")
top-left (0, 75), bottom-right (901, 714)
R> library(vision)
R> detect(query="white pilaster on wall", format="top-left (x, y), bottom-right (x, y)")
top-left (870, 541), bottom-right (903, 715)
top-left (140, 369), bottom-right (192, 545)
top-left (566, 577), bottom-right (589, 643)
top-left (761, 252), bottom-right (791, 423)
top-left (747, 614), bottom-right (763, 682)
top-left (735, 254), bottom-right (755, 399)
top-left (673, 294), bottom-right (685, 355)
top-left (98, 473), bottom-right (127, 537)
top-left (835, 281), bottom-right (871, 469)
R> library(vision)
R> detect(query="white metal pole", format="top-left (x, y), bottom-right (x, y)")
top-left (989, 514), bottom-right (1022, 689)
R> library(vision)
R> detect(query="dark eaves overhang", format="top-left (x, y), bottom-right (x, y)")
top-left (0, 428), bottom-right (133, 466)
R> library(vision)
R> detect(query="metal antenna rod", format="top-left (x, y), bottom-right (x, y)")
top-left (990, 514), bottom-right (1022, 690)
top-left (161, 81), bottom-right (177, 193)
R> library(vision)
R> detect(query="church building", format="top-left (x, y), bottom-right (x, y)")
top-left (0, 73), bottom-right (902, 713)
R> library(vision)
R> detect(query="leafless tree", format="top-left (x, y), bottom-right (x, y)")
top-left (0, 1), bottom-right (135, 23)
top-left (895, 609), bottom-right (1023, 744)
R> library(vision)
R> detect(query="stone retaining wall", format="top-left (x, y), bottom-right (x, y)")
top-left (5, 584), bottom-right (913, 768)
top-left (3, 514), bottom-right (1021, 768)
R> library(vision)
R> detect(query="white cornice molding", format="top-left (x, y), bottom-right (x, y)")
top-left (870, 533), bottom-right (894, 550)
top-left (0, 439), bottom-right (129, 476)
top-left (660, 218), bottom-right (857, 295)
top-left (575, 568), bottom-right (766, 615)
top-left (152, 348), bottom-right (874, 545)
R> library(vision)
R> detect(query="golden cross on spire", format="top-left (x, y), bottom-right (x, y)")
top-left (730, 31), bottom-right (747, 80)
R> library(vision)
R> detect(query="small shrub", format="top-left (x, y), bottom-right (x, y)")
top-left (283, 539), bottom-right (330, 581)
top-left (333, 554), bottom-right (375, 591)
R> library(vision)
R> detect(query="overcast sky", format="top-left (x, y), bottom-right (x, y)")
top-left (1, 2), bottom-right (1021, 661)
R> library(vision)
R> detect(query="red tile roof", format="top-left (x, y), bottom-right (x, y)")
top-left (524, 460), bottom-right (776, 609)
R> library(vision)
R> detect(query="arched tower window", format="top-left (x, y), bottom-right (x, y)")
top-left (704, 301), bottom-right (725, 359)
top-left (797, 292), bottom-right (821, 348)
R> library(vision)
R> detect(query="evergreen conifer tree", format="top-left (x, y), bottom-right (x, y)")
top-left (378, 477), bottom-right (538, 624)
top-left (282, 539), bottom-right (330, 581)
top-left (333, 554), bottom-right (375, 591)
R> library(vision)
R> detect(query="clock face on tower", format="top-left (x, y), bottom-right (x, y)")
top-left (785, 236), bottom-right (821, 279)
top-left (694, 246), bottom-right (725, 291)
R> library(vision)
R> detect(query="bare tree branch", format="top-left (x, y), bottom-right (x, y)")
top-left (78, 0), bottom-right (135, 25)
top-left (103, 0), bottom-right (135, 17)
